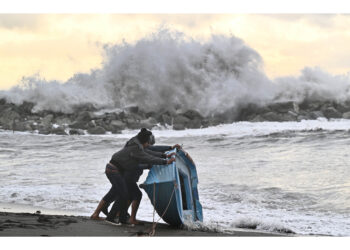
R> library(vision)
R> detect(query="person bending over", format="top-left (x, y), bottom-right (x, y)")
top-left (90, 128), bottom-right (175, 224)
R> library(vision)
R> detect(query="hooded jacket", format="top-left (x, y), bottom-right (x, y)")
top-left (109, 136), bottom-right (168, 173)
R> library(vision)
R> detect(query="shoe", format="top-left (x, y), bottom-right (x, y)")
top-left (105, 218), bottom-right (121, 226)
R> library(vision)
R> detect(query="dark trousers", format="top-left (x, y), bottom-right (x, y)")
top-left (103, 171), bottom-right (129, 223)
top-left (127, 181), bottom-right (142, 202)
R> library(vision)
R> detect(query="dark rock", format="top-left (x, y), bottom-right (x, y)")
top-left (39, 129), bottom-right (51, 135)
top-left (249, 115), bottom-right (265, 122)
top-left (322, 107), bottom-right (342, 119)
top-left (0, 109), bottom-right (20, 129)
top-left (13, 121), bottom-right (32, 131)
top-left (51, 127), bottom-right (68, 135)
top-left (281, 113), bottom-right (297, 122)
top-left (76, 111), bottom-right (94, 122)
top-left (158, 113), bottom-right (173, 125)
top-left (126, 106), bottom-right (139, 114)
top-left (343, 111), bottom-right (350, 119)
top-left (70, 121), bottom-right (89, 129)
top-left (337, 101), bottom-right (350, 113)
top-left (297, 115), bottom-right (310, 121)
top-left (69, 129), bottom-right (85, 135)
top-left (87, 120), bottom-right (97, 128)
top-left (181, 110), bottom-right (203, 120)
top-left (41, 114), bottom-right (54, 127)
top-left (11, 193), bottom-right (19, 198)
top-left (186, 118), bottom-right (202, 129)
top-left (72, 103), bottom-right (97, 112)
top-left (138, 117), bottom-right (158, 129)
top-left (87, 126), bottom-right (106, 135)
top-left (55, 116), bottom-right (72, 126)
top-left (0, 98), bottom-right (6, 106)
top-left (18, 101), bottom-right (34, 114)
top-left (173, 123), bottom-right (186, 130)
top-left (173, 115), bottom-right (190, 125)
top-left (109, 120), bottom-right (126, 132)
top-left (309, 111), bottom-right (325, 119)
top-left (268, 101), bottom-right (298, 113)
top-left (261, 112), bottom-right (284, 122)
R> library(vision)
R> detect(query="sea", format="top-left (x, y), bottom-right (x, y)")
top-left (1, 119), bottom-right (350, 236)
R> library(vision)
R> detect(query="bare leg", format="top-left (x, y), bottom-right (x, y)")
top-left (128, 199), bottom-right (141, 224)
top-left (90, 199), bottom-right (107, 220)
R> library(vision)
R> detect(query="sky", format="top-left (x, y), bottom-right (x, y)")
top-left (1, 5), bottom-right (350, 90)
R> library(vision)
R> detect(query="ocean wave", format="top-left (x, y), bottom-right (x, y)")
top-left (1, 28), bottom-right (350, 118)
top-left (231, 217), bottom-right (295, 234)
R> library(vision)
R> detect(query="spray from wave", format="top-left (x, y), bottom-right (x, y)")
top-left (1, 28), bottom-right (350, 117)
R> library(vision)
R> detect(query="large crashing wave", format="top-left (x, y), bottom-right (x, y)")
top-left (1, 29), bottom-right (350, 115)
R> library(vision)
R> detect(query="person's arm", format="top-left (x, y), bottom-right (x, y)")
top-left (147, 145), bottom-right (172, 153)
top-left (144, 148), bottom-right (166, 158)
top-left (138, 163), bottom-right (152, 170)
top-left (130, 149), bottom-right (175, 165)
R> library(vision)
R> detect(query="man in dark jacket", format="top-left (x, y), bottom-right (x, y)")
top-left (123, 134), bottom-right (180, 224)
top-left (90, 128), bottom-right (175, 224)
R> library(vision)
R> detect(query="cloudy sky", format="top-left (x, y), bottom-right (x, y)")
top-left (1, 13), bottom-right (350, 90)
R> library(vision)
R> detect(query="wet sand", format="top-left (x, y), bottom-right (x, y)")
top-left (0, 212), bottom-right (287, 237)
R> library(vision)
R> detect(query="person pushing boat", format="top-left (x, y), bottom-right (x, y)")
top-left (90, 128), bottom-right (175, 224)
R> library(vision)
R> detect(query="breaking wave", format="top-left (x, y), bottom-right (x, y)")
top-left (1, 28), bottom-right (350, 117)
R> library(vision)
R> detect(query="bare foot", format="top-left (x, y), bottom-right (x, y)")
top-left (129, 219), bottom-right (144, 225)
top-left (90, 214), bottom-right (104, 221)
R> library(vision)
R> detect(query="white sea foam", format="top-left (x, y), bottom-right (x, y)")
top-left (113, 118), bottom-right (350, 139)
top-left (1, 29), bottom-right (350, 117)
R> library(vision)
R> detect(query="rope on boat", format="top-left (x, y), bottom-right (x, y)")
top-left (148, 181), bottom-right (177, 236)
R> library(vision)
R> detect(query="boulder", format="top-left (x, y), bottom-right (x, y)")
top-left (139, 117), bottom-right (158, 129)
top-left (261, 112), bottom-right (284, 122)
top-left (0, 109), bottom-right (20, 129)
top-left (70, 121), bottom-right (89, 129)
top-left (158, 113), bottom-right (173, 125)
top-left (69, 129), bottom-right (85, 135)
top-left (17, 101), bottom-right (34, 115)
top-left (250, 115), bottom-right (265, 122)
top-left (181, 109), bottom-right (203, 120)
top-left (186, 118), bottom-right (202, 129)
top-left (55, 116), bottom-right (72, 126)
top-left (76, 111), bottom-right (93, 122)
top-left (173, 123), bottom-right (186, 130)
top-left (87, 126), bottom-right (106, 135)
top-left (342, 111), bottom-right (350, 119)
top-left (51, 127), bottom-right (68, 135)
top-left (173, 115), bottom-right (190, 125)
top-left (126, 106), bottom-right (139, 114)
top-left (297, 115), bottom-right (310, 121)
top-left (281, 113), bottom-right (297, 122)
top-left (322, 107), bottom-right (342, 119)
top-left (41, 114), bottom-right (54, 127)
top-left (268, 101), bottom-right (297, 113)
top-left (335, 102), bottom-right (350, 113)
top-left (13, 121), bottom-right (32, 131)
top-left (38, 127), bottom-right (51, 135)
top-left (87, 120), bottom-right (97, 128)
top-left (309, 111), bottom-right (325, 119)
top-left (109, 120), bottom-right (127, 132)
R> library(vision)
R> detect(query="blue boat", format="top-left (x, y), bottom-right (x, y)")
top-left (140, 148), bottom-right (203, 226)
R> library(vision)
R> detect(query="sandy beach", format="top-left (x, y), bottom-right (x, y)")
top-left (0, 212), bottom-right (287, 237)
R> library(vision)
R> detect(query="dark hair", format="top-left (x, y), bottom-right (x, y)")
top-left (137, 128), bottom-right (152, 144)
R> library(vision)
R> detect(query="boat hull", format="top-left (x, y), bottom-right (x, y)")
top-left (140, 149), bottom-right (203, 226)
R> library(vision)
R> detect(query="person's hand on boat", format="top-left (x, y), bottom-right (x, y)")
top-left (167, 152), bottom-right (176, 158)
top-left (171, 144), bottom-right (182, 150)
top-left (166, 157), bottom-right (176, 164)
